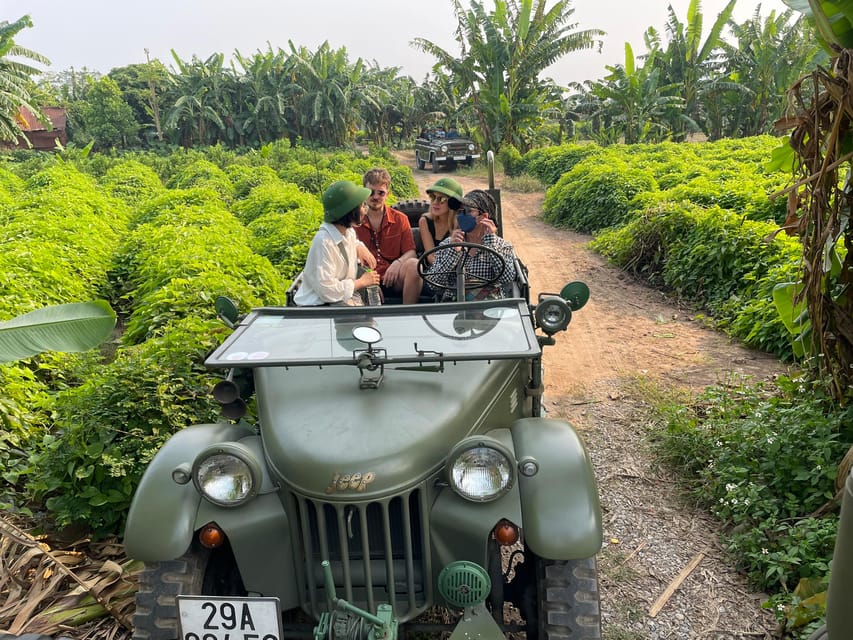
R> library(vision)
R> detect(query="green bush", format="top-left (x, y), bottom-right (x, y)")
top-left (233, 180), bottom-right (321, 225)
top-left (542, 156), bottom-right (657, 232)
top-left (29, 316), bottom-right (230, 536)
top-left (521, 144), bottom-right (601, 186)
top-left (248, 207), bottom-right (323, 281)
top-left (100, 159), bottom-right (165, 204)
top-left (498, 144), bottom-right (523, 177)
top-left (166, 158), bottom-right (235, 202)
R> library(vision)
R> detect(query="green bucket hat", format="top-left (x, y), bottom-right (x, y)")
top-left (322, 180), bottom-right (371, 223)
top-left (426, 177), bottom-right (463, 202)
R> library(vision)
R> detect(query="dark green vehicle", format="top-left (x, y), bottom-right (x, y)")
top-left (124, 190), bottom-right (602, 639)
top-left (415, 128), bottom-right (481, 172)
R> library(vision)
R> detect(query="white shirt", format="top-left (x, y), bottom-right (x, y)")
top-left (294, 222), bottom-right (363, 306)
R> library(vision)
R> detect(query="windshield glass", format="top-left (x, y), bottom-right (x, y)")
top-left (205, 300), bottom-right (539, 367)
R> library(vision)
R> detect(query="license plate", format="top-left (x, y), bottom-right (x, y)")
top-left (177, 596), bottom-right (282, 640)
top-left (453, 155), bottom-right (467, 160)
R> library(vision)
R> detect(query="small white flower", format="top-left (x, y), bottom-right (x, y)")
top-left (719, 497), bottom-right (725, 504)
top-left (762, 548), bottom-right (769, 555)
top-left (767, 437), bottom-right (775, 444)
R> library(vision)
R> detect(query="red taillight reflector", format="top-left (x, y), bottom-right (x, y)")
top-left (494, 520), bottom-right (519, 546)
top-left (199, 523), bottom-right (225, 548)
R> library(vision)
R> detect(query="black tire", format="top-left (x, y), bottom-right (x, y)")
top-left (133, 544), bottom-right (246, 640)
top-left (431, 154), bottom-right (439, 173)
top-left (535, 556), bottom-right (601, 640)
top-left (508, 552), bottom-right (601, 640)
top-left (416, 151), bottom-right (425, 170)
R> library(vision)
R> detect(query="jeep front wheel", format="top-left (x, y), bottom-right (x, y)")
top-left (431, 153), bottom-right (439, 173)
top-left (416, 151), bottom-right (425, 170)
top-left (511, 553), bottom-right (601, 640)
top-left (133, 543), bottom-right (246, 640)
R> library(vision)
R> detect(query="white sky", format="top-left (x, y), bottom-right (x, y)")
top-left (7, 0), bottom-right (793, 86)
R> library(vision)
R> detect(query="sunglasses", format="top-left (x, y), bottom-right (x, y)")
top-left (370, 189), bottom-right (387, 197)
top-left (428, 193), bottom-right (449, 203)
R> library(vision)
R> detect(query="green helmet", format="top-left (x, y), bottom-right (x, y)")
top-left (426, 177), bottom-right (463, 202)
top-left (322, 180), bottom-right (371, 223)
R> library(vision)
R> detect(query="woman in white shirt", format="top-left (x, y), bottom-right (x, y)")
top-left (294, 180), bottom-right (380, 306)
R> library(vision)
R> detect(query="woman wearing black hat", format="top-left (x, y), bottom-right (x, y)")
top-left (294, 180), bottom-right (380, 306)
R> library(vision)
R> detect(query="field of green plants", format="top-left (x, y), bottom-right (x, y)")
top-left (0, 143), bottom-right (419, 537)
top-left (0, 136), bottom-right (848, 635)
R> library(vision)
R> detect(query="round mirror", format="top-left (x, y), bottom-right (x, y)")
top-left (352, 325), bottom-right (382, 345)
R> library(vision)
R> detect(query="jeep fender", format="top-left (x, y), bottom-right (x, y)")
top-left (511, 417), bottom-right (602, 559)
top-left (124, 421), bottom-right (255, 562)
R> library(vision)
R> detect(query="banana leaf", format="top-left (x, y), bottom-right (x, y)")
top-left (783, 0), bottom-right (853, 50)
top-left (0, 301), bottom-right (116, 363)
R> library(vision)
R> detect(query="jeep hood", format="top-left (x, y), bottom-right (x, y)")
top-left (255, 359), bottom-right (521, 499)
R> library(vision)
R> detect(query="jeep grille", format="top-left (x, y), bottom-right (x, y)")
top-left (289, 487), bottom-right (432, 621)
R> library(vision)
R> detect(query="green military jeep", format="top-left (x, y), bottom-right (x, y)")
top-left (124, 179), bottom-right (602, 640)
top-left (415, 128), bottom-right (481, 173)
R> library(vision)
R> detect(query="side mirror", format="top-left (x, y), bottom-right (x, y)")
top-left (215, 296), bottom-right (240, 328)
top-left (560, 281), bottom-right (590, 311)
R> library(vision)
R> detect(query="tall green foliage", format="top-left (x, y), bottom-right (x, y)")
top-left (412, 0), bottom-right (603, 153)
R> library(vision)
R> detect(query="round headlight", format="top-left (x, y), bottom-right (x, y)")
top-left (535, 296), bottom-right (572, 335)
top-left (441, 145), bottom-right (448, 152)
top-left (193, 443), bottom-right (260, 507)
top-left (468, 143), bottom-right (475, 151)
top-left (448, 439), bottom-right (514, 502)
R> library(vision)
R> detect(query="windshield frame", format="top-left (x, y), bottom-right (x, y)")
top-left (205, 299), bottom-right (540, 369)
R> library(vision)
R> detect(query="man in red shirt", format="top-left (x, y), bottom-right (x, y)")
top-left (355, 168), bottom-right (421, 303)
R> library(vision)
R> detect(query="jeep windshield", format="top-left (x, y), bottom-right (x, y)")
top-left (205, 299), bottom-right (539, 368)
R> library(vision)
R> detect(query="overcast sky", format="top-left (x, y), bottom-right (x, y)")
top-left (7, 0), bottom-right (793, 86)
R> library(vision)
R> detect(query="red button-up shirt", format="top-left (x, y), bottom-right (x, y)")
top-left (354, 205), bottom-right (416, 277)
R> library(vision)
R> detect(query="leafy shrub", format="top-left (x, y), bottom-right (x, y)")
top-left (227, 164), bottom-right (281, 199)
top-left (100, 159), bottom-right (165, 204)
top-left (247, 207), bottom-right (323, 280)
top-left (29, 316), bottom-right (230, 536)
top-left (542, 156), bottom-right (657, 232)
top-left (498, 144), bottom-right (523, 177)
top-left (166, 159), bottom-right (235, 202)
top-left (118, 201), bottom-right (285, 344)
top-left (521, 144), bottom-right (601, 186)
top-left (233, 180), bottom-right (321, 225)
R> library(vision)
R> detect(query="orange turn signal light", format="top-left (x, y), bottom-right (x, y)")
top-left (199, 523), bottom-right (226, 549)
top-left (493, 519), bottom-right (519, 546)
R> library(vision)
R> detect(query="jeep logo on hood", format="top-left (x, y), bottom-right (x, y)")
top-left (325, 471), bottom-right (376, 494)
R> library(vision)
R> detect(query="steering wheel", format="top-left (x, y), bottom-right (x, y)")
top-left (416, 242), bottom-right (508, 295)
top-left (422, 309), bottom-right (503, 341)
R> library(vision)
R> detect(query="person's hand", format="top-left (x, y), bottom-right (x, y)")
top-left (357, 244), bottom-right (377, 268)
top-left (355, 269), bottom-right (381, 290)
top-left (449, 228), bottom-right (465, 249)
top-left (383, 259), bottom-right (403, 287)
top-left (478, 217), bottom-right (497, 236)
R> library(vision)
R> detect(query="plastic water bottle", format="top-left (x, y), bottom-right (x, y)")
top-left (363, 268), bottom-right (383, 306)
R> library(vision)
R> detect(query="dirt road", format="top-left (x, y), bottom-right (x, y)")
top-left (407, 162), bottom-right (785, 639)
